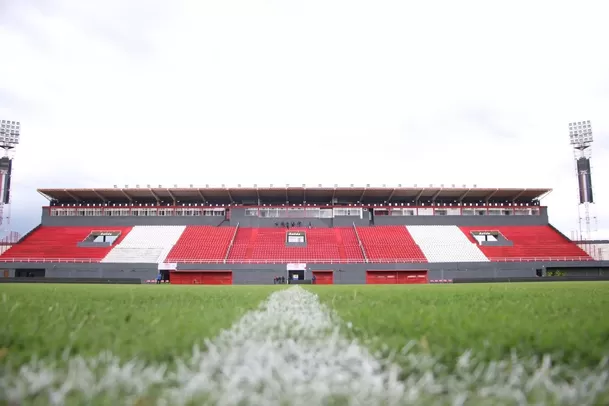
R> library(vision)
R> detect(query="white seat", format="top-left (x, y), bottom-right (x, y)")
top-left (101, 226), bottom-right (186, 263)
top-left (406, 225), bottom-right (489, 263)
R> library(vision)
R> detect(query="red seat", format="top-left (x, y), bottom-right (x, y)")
top-left (0, 226), bottom-right (132, 262)
top-left (357, 226), bottom-right (426, 261)
top-left (228, 227), bottom-right (364, 262)
top-left (459, 225), bottom-right (592, 260)
top-left (165, 226), bottom-right (236, 261)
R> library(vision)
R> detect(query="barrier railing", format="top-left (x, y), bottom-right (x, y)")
top-left (0, 256), bottom-right (596, 264)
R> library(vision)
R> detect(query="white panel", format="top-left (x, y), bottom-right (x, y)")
top-left (101, 226), bottom-right (186, 263)
top-left (407, 225), bottom-right (489, 263)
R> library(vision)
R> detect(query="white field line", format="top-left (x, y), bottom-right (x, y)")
top-left (0, 286), bottom-right (608, 406)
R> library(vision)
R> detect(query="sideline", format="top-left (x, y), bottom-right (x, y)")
top-left (1, 286), bottom-right (607, 405)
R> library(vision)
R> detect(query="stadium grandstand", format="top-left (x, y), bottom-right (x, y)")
top-left (0, 185), bottom-right (608, 284)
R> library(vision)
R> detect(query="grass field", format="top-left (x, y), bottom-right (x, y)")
top-left (1, 282), bottom-right (609, 405)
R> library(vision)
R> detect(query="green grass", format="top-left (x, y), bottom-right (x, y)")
top-left (1, 282), bottom-right (609, 405)
top-left (2, 282), bottom-right (608, 370)
top-left (0, 284), bottom-right (281, 367)
top-left (310, 282), bottom-right (609, 368)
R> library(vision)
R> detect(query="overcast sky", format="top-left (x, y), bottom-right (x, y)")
top-left (1, 0), bottom-right (608, 239)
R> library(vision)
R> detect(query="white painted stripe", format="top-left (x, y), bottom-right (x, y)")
top-left (407, 225), bottom-right (489, 262)
top-left (1, 287), bottom-right (607, 405)
top-left (101, 225), bottom-right (186, 263)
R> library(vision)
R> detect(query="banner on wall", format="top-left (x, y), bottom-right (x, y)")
top-left (158, 263), bottom-right (177, 270)
top-left (286, 263), bottom-right (307, 271)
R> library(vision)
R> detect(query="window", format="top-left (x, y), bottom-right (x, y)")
top-left (333, 208), bottom-right (362, 217)
top-left (286, 231), bottom-right (306, 243)
top-left (471, 231), bottom-right (500, 243)
top-left (83, 231), bottom-right (122, 244)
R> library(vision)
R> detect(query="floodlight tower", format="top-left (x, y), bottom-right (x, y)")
top-left (568, 120), bottom-right (594, 242)
top-left (0, 119), bottom-right (20, 240)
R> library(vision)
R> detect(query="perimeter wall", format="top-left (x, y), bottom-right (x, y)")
top-left (3, 259), bottom-right (607, 284)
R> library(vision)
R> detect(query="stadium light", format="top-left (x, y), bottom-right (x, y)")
top-left (569, 120), bottom-right (593, 145)
top-left (0, 119), bottom-right (20, 147)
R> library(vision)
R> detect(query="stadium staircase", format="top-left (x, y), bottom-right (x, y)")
top-left (102, 226), bottom-right (186, 263)
top-left (227, 227), bottom-right (252, 261)
top-left (352, 223), bottom-right (368, 262)
top-left (164, 226), bottom-right (236, 262)
top-left (407, 225), bottom-right (489, 262)
top-left (223, 223), bottom-right (240, 263)
top-left (459, 225), bottom-right (592, 260)
top-left (1, 226), bottom-right (133, 262)
top-left (356, 225), bottom-right (426, 262)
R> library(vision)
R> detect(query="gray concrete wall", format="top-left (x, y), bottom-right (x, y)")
top-left (2, 262), bottom-right (158, 281)
top-left (3, 259), bottom-right (608, 284)
top-left (333, 216), bottom-right (369, 226)
top-left (177, 261), bottom-right (542, 283)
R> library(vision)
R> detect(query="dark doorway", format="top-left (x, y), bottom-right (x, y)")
top-left (15, 269), bottom-right (46, 278)
top-left (288, 270), bottom-right (305, 281)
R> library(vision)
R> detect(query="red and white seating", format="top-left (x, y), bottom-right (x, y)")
top-left (101, 226), bottom-right (186, 263)
top-left (0, 224), bottom-right (593, 264)
top-left (0, 226), bottom-right (132, 262)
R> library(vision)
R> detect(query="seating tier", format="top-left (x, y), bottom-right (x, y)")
top-left (459, 226), bottom-right (592, 260)
top-left (357, 226), bottom-right (427, 261)
top-left (0, 224), bottom-right (593, 264)
top-left (228, 227), bottom-right (364, 261)
top-left (165, 226), bottom-right (236, 261)
top-left (0, 226), bottom-right (132, 262)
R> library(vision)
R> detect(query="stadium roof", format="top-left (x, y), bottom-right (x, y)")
top-left (38, 186), bottom-right (552, 205)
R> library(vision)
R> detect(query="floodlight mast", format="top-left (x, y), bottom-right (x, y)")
top-left (568, 120), bottom-right (595, 247)
top-left (0, 119), bottom-right (20, 241)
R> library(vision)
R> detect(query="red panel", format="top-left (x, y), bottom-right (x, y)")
top-left (170, 271), bottom-right (232, 285)
top-left (366, 270), bottom-right (398, 284)
top-left (0, 226), bottom-right (133, 262)
top-left (366, 270), bottom-right (428, 284)
top-left (396, 270), bottom-right (428, 284)
top-left (313, 270), bottom-right (334, 284)
top-left (459, 225), bottom-right (592, 260)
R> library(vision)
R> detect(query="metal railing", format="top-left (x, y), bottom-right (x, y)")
top-left (0, 256), bottom-right (596, 264)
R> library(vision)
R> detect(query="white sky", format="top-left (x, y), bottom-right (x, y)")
top-left (1, 0), bottom-right (608, 239)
